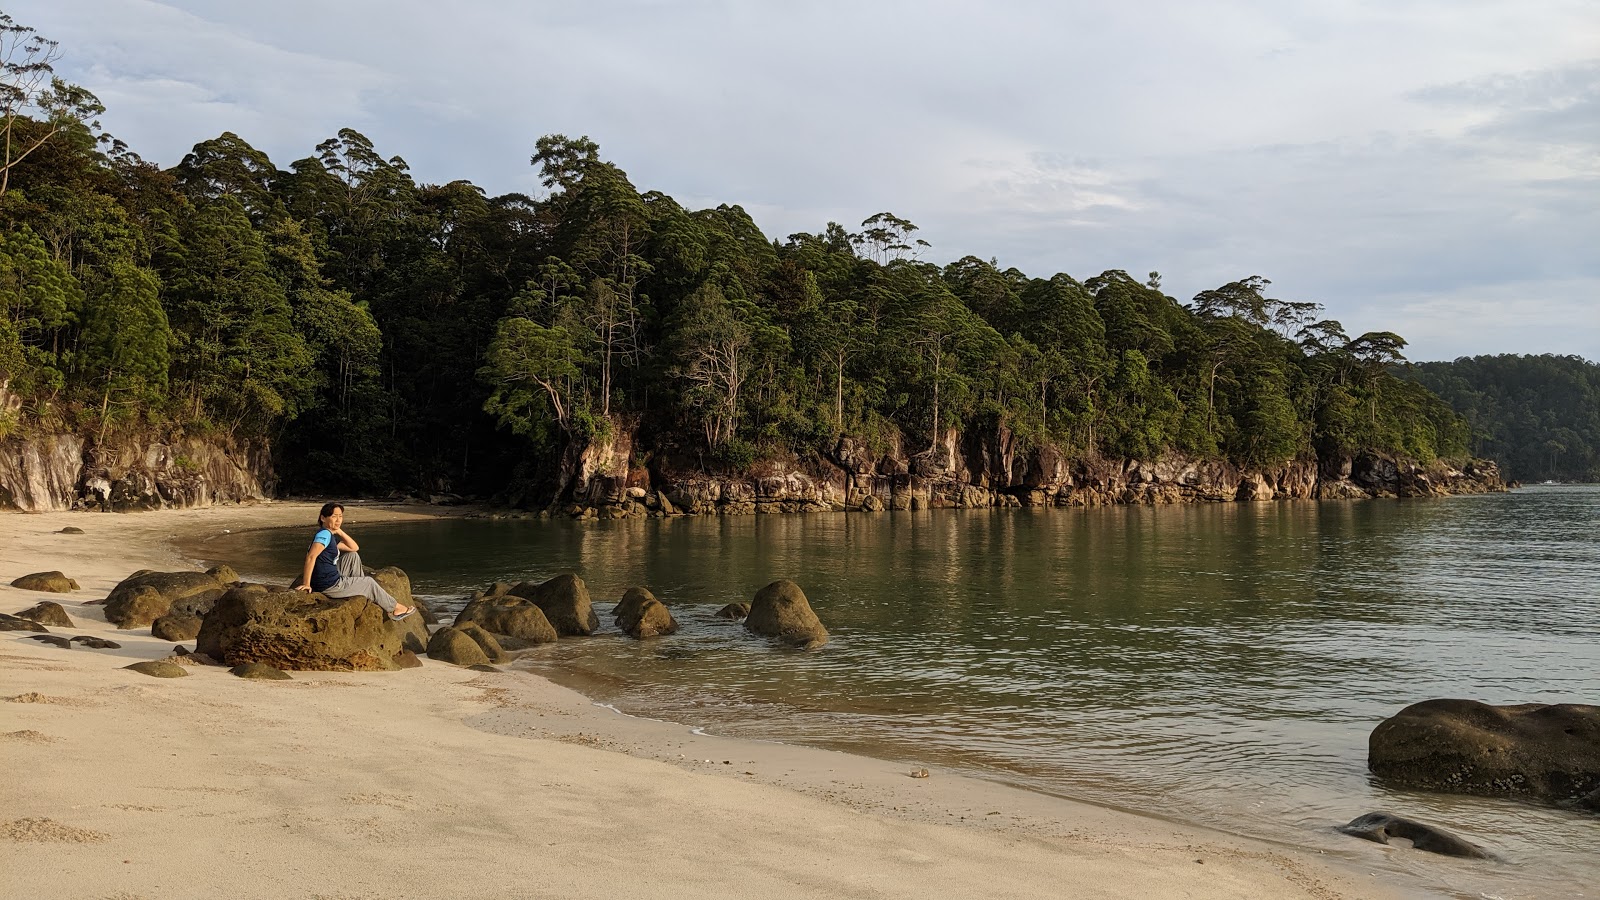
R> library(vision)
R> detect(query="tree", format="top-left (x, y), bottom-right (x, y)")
top-left (665, 282), bottom-right (752, 449)
top-left (0, 13), bottom-right (104, 196)
top-left (481, 316), bottom-right (586, 440)
top-left (78, 261), bottom-right (169, 436)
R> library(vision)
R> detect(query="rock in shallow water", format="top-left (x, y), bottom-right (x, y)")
top-left (1338, 812), bottom-right (1490, 859)
top-left (744, 580), bottom-right (828, 649)
top-left (1369, 699), bottom-right (1600, 810)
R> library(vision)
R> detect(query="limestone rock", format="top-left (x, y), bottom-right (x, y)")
top-left (453, 596), bottom-right (558, 644)
top-left (10, 571), bottom-right (78, 593)
top-left (455, 622), bottom-right (509, 664)
top-left (195, 587), bottom-right (408, 672)
top-left (15, 601), bottom-right (71, 627)
top-left (744, 580), bottom-right (828, 649)
top-left (151, 613), bottom-right (202, 643)
top-left (619, 597), bottom-right (678, 639)
top-left (230, 662), bottom-right (292, 680)
top-left (104, 570), bottom-right (225, 629)
top-left (507, 573), bottom-right (598, 637)
top-left (1338, 812), bottom-right (1490, 859)
top-left (1369, 699), bottom-right (1600, 809)
top-left (714, 602), bottom-right (750, 620)
top-left (426, 627), bottom-right (490, 667)
top-left (125, 660), bottom-right (188, 678)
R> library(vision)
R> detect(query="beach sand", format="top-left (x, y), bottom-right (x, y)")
top-left (0, 502), bottom-right (1407, 899)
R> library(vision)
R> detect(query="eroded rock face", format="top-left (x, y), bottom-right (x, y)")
top-left (104, 571), bottom-right (225, 629)
top-left (15, 601), bottom-right (71, 627)
top-left (1338, 812), bottom-right (1490, 859)
top-left (1369, 699), bottom-right (1600, 810)
top-left (195, 587), bottom-right (407, 671)
top-left (454, 596), bottom-right (558, 644)
top-left (745, 580), bottom-right (828, 649)
top-left (508, 573), bottom-right (598, 637)
top-left (10, 572), bottom-right (78, 593)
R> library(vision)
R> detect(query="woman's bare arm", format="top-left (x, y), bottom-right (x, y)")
top-left (296, 542), bottom-right (324, 592)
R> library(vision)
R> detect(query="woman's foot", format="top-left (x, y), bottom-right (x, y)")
top-left (391, 604), bottom-right (415, 621)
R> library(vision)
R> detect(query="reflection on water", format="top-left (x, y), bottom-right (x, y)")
top-left (203, 486), bottom-right (1600, 899)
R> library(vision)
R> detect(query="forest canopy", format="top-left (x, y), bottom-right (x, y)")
top-left (0, 13), bottom-right (1480, 499)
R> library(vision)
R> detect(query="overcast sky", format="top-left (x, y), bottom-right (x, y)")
top-left (19, 0), bottom-right (1600, 361)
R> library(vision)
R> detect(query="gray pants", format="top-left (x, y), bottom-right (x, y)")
top-left (322, 550), bottom-right (399, 615)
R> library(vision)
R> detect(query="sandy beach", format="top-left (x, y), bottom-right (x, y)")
top-left (0, 501), bottom-right (1410, 899)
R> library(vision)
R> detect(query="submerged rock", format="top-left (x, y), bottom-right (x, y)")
top-left (744, 580), bottom-right (828, 649)
top-left (1338, 812), bottom-right (1490, 859)
top-left (714, 602), bottom-right (750, 621)
top-left (1369, 699), bottom-right (1600, 810)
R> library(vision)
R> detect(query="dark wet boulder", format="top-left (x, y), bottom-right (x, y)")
top-left (230, 662), bottom-right (292, 680)
top-left (612, 587), bottom-right (657, 620)
top-left (454, 596), bottom-right (558, 644)
top-left (427, 626), bottom-right (490, 667)
top-left (125, 660), bottom-right (188, 678)
top-left (1369, 699), bottom-right (1600, 809)
top-left (455, 622), bottom-right (509, 664)
top-left (1338, 812), bottom-right (1490, 859)
top-left (10, 571), bottom-right (78, 593)
top-left (151, 613), bottom-right (203, 642)
top-left (744, 580), bottom-right (829, 649)
top-left (0, 613), bottom-right (48, 632)
top-left (714, 602), bottom-right (750, 620)
top-left (616, 592), bottom-right (678, 640)
top-left (15, 601), bottom-right (71, 627)
top-left (195, 586), bottom-right (408, 671)
top-left (508, 573), bottom-right (598, 637)
top-left (104, 571), bottom-right (225, 629)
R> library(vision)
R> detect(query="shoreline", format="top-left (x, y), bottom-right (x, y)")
top-left (4, 502), bottom-right (1422, 898)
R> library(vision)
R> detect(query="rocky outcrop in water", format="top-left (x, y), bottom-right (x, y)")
top-left (1338, 812), bottom-right (1490, 858)
top-left (536, 419), bottom-right (1506, 519)
top-left (745, 580), bottom-right (828, 650)
top-left (507, 573), bottom-right (599, 637)
top-left (0, 423), bottom-right (272, 512)
top-left (613, 587), bottom-right (678, 639)
top-left (1369, 699), bottom-right (1600, 811)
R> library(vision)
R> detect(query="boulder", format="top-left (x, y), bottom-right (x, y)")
top-left (372, 567), bottom-right (434, 623)
top-left (455, 622), bottom-right (509, 664)
top-left (619, 598), bottom-right (678, 639)
top-left (151, 613), bottom-right (203, 643)
top-left (427, 627), bottom-right (490, 667)
top-left (454, 596), bottom-right (559, 644)
top-left (230, 662), bottom-right (292, 681)
top-left (507, 573), bottom-right (598, 637)
top-left (612, 587), bottom-right (657, 621)
top-left (10, 571), bottom-right (78, 593)
top-left (1369, 699), bottom-right (1600, 809)
top-left (195, 586), bottom-right (409, 671)
top-left (104, 570), bottom-right (226, 629)
top-left (744, 580), bottom-right (829, 649)
top-left (206, 564), bottom-right (241, 585)
top-left (714, 602), bottom-right (750, 620)
top-left (15, 601), bottom-right (71, 627)
top-left (59, 526), bottom-right (85, 534)
top-left (124, 660), bottom-right (188, 678)
top-left (1338, 812), bottom-right (1490, 859)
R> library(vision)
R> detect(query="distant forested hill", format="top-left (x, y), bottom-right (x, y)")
top-left (1404, 355), bottom-right (1600, 482)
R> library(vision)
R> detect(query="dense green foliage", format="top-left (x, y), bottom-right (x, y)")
top-left (1404, 355), bottom-right (1600, 482)
top-left (0, 15), bottom-right (1473, 492)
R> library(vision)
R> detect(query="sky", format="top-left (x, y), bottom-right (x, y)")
top-left (18, 0), bottom-right (1600, 361)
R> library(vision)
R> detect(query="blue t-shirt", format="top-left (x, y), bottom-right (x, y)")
top-left (310, 528), bottom-right (340, 592)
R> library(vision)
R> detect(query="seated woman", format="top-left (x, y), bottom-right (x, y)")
top-left (295, 502), bottom-right (414, 620)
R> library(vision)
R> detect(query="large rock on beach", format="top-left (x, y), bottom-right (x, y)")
top-left (372, 566), bottom-right (436, 624)
top-left (104, 570), bottom-right (225, 629)
top-left (15, 601), bottom-right (72, 627)
top-left (0, 613), bottom-right (48, 632)
top-left (10, 571), bottom-right (78, 592)
top-left (744, 580), bottom-right (828, 649)
top-left (195, 586), bottom-right (408, 671)
top-left (454, 596), bottom-right (559, 644)
top-left (427, 626), bottom-right (490, 667)
top-left (455, 622), bottom-right (509, 664)
top-left (1369, 699), bottom-right (1600, 810)
top-left (124, 660), bottom-right (188, 678)
top-left (507, 573), bottom-right (599, 637)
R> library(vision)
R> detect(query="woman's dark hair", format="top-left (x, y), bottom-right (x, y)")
top-left (318, 502), bottom-right (344, 525)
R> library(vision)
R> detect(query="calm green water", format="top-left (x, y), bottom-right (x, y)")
top-left (201, 486), bottom-right (1599, 899)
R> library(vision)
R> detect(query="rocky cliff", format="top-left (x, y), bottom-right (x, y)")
top-left (549, 421), bottom-right (1506, 519)
top-left (0, 430), bottom-right (273, 512)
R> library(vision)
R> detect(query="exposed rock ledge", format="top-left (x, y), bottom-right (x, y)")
top-left (545, 422), bottom-right (1505, 519)
top-left (0, 431), bottom-right (272, 513)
